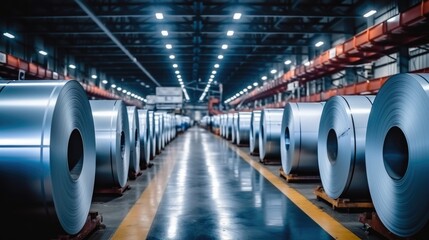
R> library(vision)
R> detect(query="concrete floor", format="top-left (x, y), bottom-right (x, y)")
top-left (86, 127), bottom-right (384, 240)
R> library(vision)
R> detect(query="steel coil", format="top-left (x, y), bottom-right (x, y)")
top-left (0, 80), bottom-right (96, 236)
top-left (90, 99), bottom-right (130, 189)
top-left (232, 113), bottom-right (238, 144)
top-left (127, 106), bottom-right (140, 175)
top-left (280, 102), bottom-right (325, 175)
top-left (148, 111), bottom-right (156, 159)
top-left (220, 114), bottom-right (226, 137)
top-left (237, 112), bottom-right (251, 146)
top-left (226, 113), bottom-right (233, 140)
top-left (318, 96), bottom-right (374, 200)
top-left (259, 108), bottom-right (283, 161)
top-left (249, 110), bottom-right (261, 154)
top-left (154, 112), bottom-right (162, 153)
top-left (137, 109), bottom-right (150, 169)
top-left (366, 73), bottom-right (429, 237)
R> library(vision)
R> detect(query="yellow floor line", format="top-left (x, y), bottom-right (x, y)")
top-left (228, 142), bottom-right (360, 240)
top-left (111, 152), bottom-right (177, 240)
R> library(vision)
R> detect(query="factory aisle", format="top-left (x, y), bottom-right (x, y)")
top-left (112, 128), bottom-right (355, 240)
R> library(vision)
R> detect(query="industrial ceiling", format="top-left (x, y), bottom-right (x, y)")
top-left (0, 0), bottom-right (394, 103)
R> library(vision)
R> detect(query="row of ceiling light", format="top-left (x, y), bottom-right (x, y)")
top-left (224, 8), bottom-right (378, 104)
top-left (156, 12), bottom-right (190, 101)
top-left (2, 31), bottom-right (147, 103)
top-left (198, 12), bottom-right (242, 102)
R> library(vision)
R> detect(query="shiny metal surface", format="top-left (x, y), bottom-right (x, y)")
top-left (280, 102), bottom-right (325, 175)
top-left (127, 106), bottom-right (140, 175)
top-left (154, 112), bottom-right (162, 153)
top-left (148, 111), bottom-right (156, 159)
top-left (237, 112), bottom-right (251, 145)
top-left (366, 73), bottom-right (429, 237)
top-left (90, 99), bottom-right (130, 189)
top-left (147, 128), bottom-right (333, 240)
top-left (232, 113), bottom-right (238, 144)
top-left (220, 114), bottom-right (226, 137)
top-left (249, 110), bottom-right (261, 154)
top-left (318, 96), bottom-right (374, 200)
top-left (259, 108), bottom-right (283, 161)
top-left (226, 113), bottom-right (233, 140)
top-left (0, 80), bottom-right (96, 236)
top-left (138, 109), bottom-right (150, 169)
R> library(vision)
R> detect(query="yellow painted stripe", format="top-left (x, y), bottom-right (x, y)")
top-left (228, 142), bottom-right (360, 240)
top-left (111, 152), bottom-right (177, 240)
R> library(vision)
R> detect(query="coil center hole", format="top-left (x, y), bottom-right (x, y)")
top-left (327, 129), bottom-right (338, 163)
top-left (120, 131), bottom-right (125, 161)
top-left (285, 127), bottom-right (291, 151)
top-left (68, 129), bottom-right (84, 180)
top-left (134, 129), bottom-right (139, 147)
top-left (383, 126), bottom-right (409, 180)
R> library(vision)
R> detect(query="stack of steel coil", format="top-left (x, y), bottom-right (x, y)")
top-left (280, 102), bottom-right (325, 176)
top-left (318, 96), bottom-right (374, 200)
top-left (0, 80), bottom-right (96, 237)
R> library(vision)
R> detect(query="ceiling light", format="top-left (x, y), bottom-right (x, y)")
top-left (270, 69), bottom-right (277, 74)
top-left (387, 16), bottom-right (397, 22)
top-left (227, 30), bottom-right (234, 36)
top-left (38, 50), bottom-right (47, 56)
top-left (155, 13), bottom-right (164, 20)
top-left (218, 55), bottom-right (224, 59)
top-left (146, 85), bottom-right (150, 88)
top-left (253, 82), bottom-right (258, 86)
top-left (161, 30), bottom-right (168, 36)
top-left (212, 70), bottom-right (217, 74)
top-left (209, 78), bottom-right (213, 82)
top-left (91, 74), bottom-right (97, 79)
top-left (166, 44), bottom-right (172, 49)
top-left (3, 32), bottom-right (15, 39)
top-left (175, 70), bottom-right (180, 74)
top-left (131, 94), bottom-right (135, 97)
top-left (247, 85), bottom-right (252, 89)
top-left (284, 60), bottom-right (292, 65)
top-left (363, 10), bottom-right (377, 18)
top-left (315, 41), bottom-right (324, 47)
top-left (102, 80), bottom-right (108, 84)
top-left (221, 44), bottom-right (228, 49)
top-left (127, 92), bottom-right (131, 95)
top-left (243, 89), bottom-right (248, 92)
top-left (111, 84), bottom-right (117, 88)
top-left (173, 64), bottom-right (178, 68)
top-left (210, 75), bottom-right (214, 78)
top-left (177, 75), bottom-right (181, 78)
top-left (178, 78), bottom-right (183, 82)
top-left (169, 55), bottom-right (175, 59)
top-left (239, 91), bottom-right (244, 94)
top-left (117, 87), bottom-right (122, 91)
top-left (122, 89), bottom-right (127, 93)
top-left (233, 12), bottom-right (242, 20)
top-left (68, 64), bottom-right (76, 69)
top-left (214, 64), bottom-right (220, 68)
top-left (261, 76), bottom-right (267, 80)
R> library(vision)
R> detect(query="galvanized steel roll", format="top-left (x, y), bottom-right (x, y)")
top-left (232, 113), bottom-right (238, 144)
top-left (137, 109), bottom-right (150, 169)
top-left (280, 102), bottom-right (325, 175)
top-left (237, 112), bottom-right (251, 146)
top-left (249, 110), bottom-right (261, 154)
top-left (0, 80), bottom-right (96, 236)
top-left (259, 108), bottom-right (283, 161)
top-left (154, 112), bottom-right (162, 153)
top-left (90, 99), bottom-right (130, 189)
top-left (220, 114), bottom-right (226, 137)
top-left (366, 73), bottom-right (429, 237)
top-left (226, 113), bottom-right (233, 140)
top-left (318, 95), bottom-right (374, 200)
top-left (148, 111), bottom-right (156, 159)
top-left (127, 106), bottom-right (140, 175)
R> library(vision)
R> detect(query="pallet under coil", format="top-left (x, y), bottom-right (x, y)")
top-left (279, 167), bottom-right (320, 183)
top-left (314, 186), bottom-right (374, 210)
